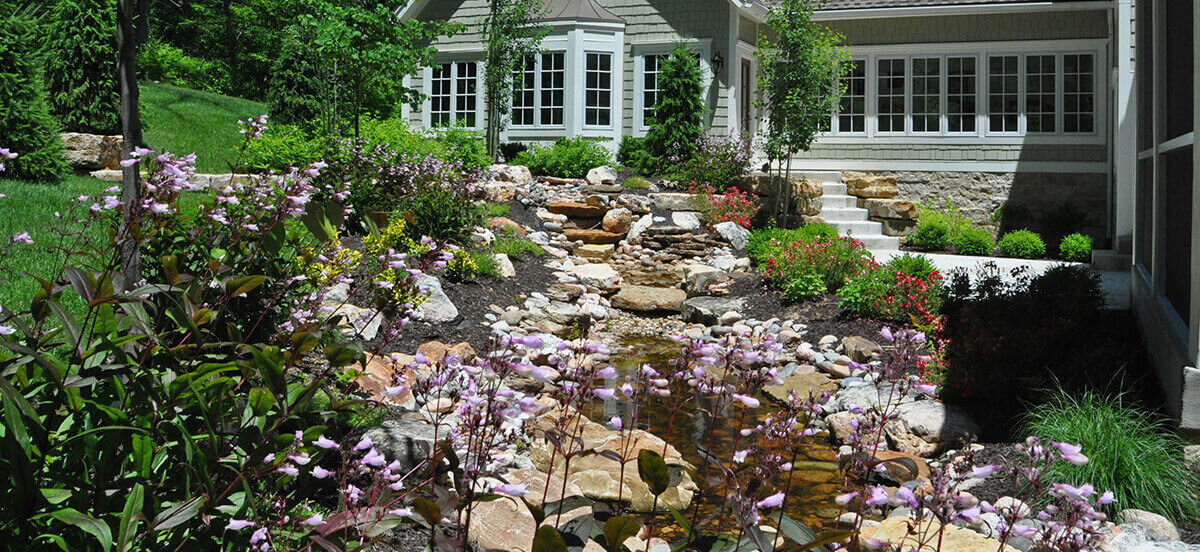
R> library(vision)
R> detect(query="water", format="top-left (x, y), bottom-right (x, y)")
top-left (588, 335), bottom-right (846, 540)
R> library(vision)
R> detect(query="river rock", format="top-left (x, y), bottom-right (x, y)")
top-left (611, 285), bottom-right (687, 312)
top-left (1118, 509), bottom-right (1181, 542)
top-left (713, 221), bottom-right (751, 250)
top-left (415, 275), bottom-right (458, 322)
top-left (885, 400), bottom-right (981, 457)
top-left (567, 263), bottom-right (622, 293)
top-left (841, 336), bottom-right (883, 363)
top-left (494, 253), bottom-right (516, 278)
top-left (671, 211), bottom-right (701, 230)
top-left (602, 207), bottom-right (632, 234)
top-left (587, 165), bottom-right (618, 185)
top-left (680, 296), bottom-right (747, 325)
top-left (861, 517), bottom-right (1020, 552)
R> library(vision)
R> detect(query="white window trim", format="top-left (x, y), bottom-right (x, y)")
top-left (509, 51), bottom-right (568, 130)
top-left (819, 39), bottom-right (1108, 145)
top-left (423, 56), bottom-right (484, 130)
top-left (632, 40), bottom-right (714, 136)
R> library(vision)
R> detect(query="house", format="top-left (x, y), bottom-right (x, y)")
top-left (399, 0), bottom-right (772, 146)
top-left (1129, 0), bottom-right (1199, 434)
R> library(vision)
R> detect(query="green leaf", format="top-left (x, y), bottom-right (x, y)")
top-left (225, 276), bottom-right (268, 298)
top-left (532, 526), bottom-right (568, 552)
top-left (248, 387), bottom-right (274, 416)
top-left (49, 508), bottom-right (112, 552)
top-left (637, 449), bottom-right (670, 496)
top-left (323, 345), bottom-right (360, 368)
top-left (792, 530), bottom-right (856, 552)
top-left (152, 496), bottom-right (204, 532)
top-left (522, 498), bottom-right (546, 526)
top-left (413, 497), bottom-right (442, 526)
top-left (601, 517), bottom-right (641, 552)
top-left (40, 489), bottom-right (72, 505)
top-left (117, 484), bottom-right (145, 552)
top-left (667, 504), bottom-right (692, 535)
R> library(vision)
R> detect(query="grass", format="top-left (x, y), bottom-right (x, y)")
top-left (623, 176), bottom-right (651, 189)
top-left (475, 202), bottom-right (511, 219)
top-left (492, 235), bottom-right (544, 259)
top-left (1022, 390), bottom-right (1200, 523)
top-left (140, 83), bottom-right (269, 173)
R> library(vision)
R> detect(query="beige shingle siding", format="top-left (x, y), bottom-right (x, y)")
top-left (739, 15), bottom-right (758, 44)
top-left (827, 10), bottom-right (1108, 45)
top-left (793, 143), bottom-right (1108, 163)
top-left (422, 0), bottom-right (489, 48)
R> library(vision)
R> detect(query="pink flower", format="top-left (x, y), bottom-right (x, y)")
top-left (354, 435), bottom-right (373, 451)
top-left (120, 158), bottom-right (140, 167)
top-left (732, 394), bottom-right (760, 408)
top-left (302, 513), bottom-right (324, 526)
top-left (958, 506), bottom-right (983, 524)
top-left (226, 519), bottom-right (255, 531)
top-left (278, 464), bottom-right (299, 477)
top-left (971, 465), bottom-right (1002, 478)
top-left (315, 435), bottom-right (339, 449)
top-left (835, 492), bottom-right (859, 506)
top-left (312, 466), bottom-right (333, 479)
top-left (865, 486), bottom-right (889, 506)
top-left (10, 232), bottom-right (32, 245)
top-left (592, 388), bottom-right (616, 400)
top-left (361, 448), bottom-right (386, 467)
top-left (755, 492), bottom-right (785, 509)
top-left (492, 482), bottom-right (528, 497)
top-left (608, 416), bottom-right (623, 431)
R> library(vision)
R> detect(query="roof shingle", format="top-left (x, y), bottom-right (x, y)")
top-left (816, 0), bottom-right (1093, 10)
top-left (538, 0), bottom-right (626, 23)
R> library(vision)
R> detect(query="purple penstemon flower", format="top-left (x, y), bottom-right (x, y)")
top-left (755, 492), bottom-right (785, 509)
top-left (492, 482), bottom-right (528, 497)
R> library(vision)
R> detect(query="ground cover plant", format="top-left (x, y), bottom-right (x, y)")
top-left (762, 234), bottom-right (875, 300)
top-left (1023, 390), bottom-right (1200, 523)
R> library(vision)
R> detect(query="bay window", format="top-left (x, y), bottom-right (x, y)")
top-left (511, 52), bottom-right (565, 127)
top-left (585, 52), bottom-right (613, 127)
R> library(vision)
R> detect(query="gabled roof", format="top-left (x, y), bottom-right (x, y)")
top-left (538, 0), bottom-right (625, 23)
top-left (816, 0), bottom-right (1096, 9)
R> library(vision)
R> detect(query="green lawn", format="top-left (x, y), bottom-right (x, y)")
top-left (140, 83), bottom-right (268, 173)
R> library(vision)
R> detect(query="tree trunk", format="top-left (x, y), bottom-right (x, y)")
top-left (118, 0), bottom-right (144, 290)
top-left (135, 0), bottom-right (151, 46)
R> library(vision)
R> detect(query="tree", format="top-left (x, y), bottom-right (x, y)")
top-left (300, 0), bottom-right (460, 138)
top-left (644, 45), bottom-right (705, 168)
top-left (268, 26), bottom-right (328, 128)
top-left (45, 0), bottom-right (120, 134)
top-left (482, 0), bottom-right (546, 161)
top-left (118, 0), bottom-right (144, 287)
top-left (0, 14), bottom-right (68, 182)
top-left (755, 0), bottom-right (850, 220)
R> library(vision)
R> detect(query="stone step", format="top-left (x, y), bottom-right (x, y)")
top-left (794, 170), bottom-right (843, 184)
top-left (822, 182), bottom-right (848, 195)
top-left (827, 219), bottom-right (886, 235)
top-left (820, 207), bottom-right (870, 222)
top-left (1091, 250), bottom-right (1132, 271)
top-left (853, 235), bottom-right (902, 250)
top-left (820, 195), bottom-right (858, 208)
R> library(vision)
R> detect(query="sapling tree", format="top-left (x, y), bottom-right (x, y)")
top-left (482, 0), bottom-right (546, 160)
top-left (755, 0), bottom-right (849, 221)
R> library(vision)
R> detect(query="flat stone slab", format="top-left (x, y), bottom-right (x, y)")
top-left (611, 285), bottom-right (687, 312)
top-left (563, 228), bottom-right (624, 244)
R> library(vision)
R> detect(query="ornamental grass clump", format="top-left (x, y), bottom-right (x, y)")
top-left (1023, 390), bottom-right (1200, 523)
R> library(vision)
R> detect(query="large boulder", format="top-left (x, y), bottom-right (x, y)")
top-left (548, 200), bottom-right (608, 218)
top-left (683, 264), bottom-right (730, 297)
top-left (490, 164), bottom-right (534, 185)
top-left (885, 400), bottom-right (981, 457)
top-left (617, 194), bottom-right (653, 214)
top-left (567, 263), bottom-right (622, 293)
top-left (487, 217), bottom-right (527, 236)
top-left (671, 211), bottom-right (701, 230)
top-left (864, 198), bottom-right (918, 220)
top-left (611, 285), bottom-right (687, 312)
top-left (861, 517), bottom-right (1020, 552)
top-left (602, 207), bottom-right (632, 234)
top-left (840, 336), bottom-right (883, 363)
top-left (468, 469), bottom-right (589, 552)
top-left (60, 133), bottom-right (122, 170)
top-left (649, 193), bottom-right (696, 211)
top-left (364, 419), bottom-right (439, 473)
top-left (763, 372), bottom-right (838, 404)
top-left (1117, 509), bottom-right (1181, 542)
top-left (626, 216), bottom-right (654, 243)
top-left (414, 275), bottom-right (459, 322)
top-left (845, 175), bottom-right (899, 199)
top-left (680, 296), bottom-right (746, 325)
top-left (713, 221), bottom-right (751, 250)
top-left (586, 165), bottom-right (618, 185)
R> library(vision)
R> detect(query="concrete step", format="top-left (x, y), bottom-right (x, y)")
top-left (1091, 250), bottom-right (1132, 272)
top-left (822, 183), bottom-right (848, 195)
top-left (820, 195), bottom-right (858, 208)
top-left (820, 207), bottom-right (870, 222)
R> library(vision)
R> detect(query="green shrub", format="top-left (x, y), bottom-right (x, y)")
top-left (470, 249), bottom-right (499, 278)
top-left (237, 123), bottom-right (324, 173)
top-left (644, 46), bottom-right (704, 167)
top-left (909, 220), bottom-right (949, 250)
top-left (919, 199), bottom-right (972, 239)
top-left (679, 133), bottom-right (754, 192)
top-left (0, 15), bottom-right (68, 182)
top-left (617, 135), bottom-right (654, 174)
top-left (446, 247), bottom-right (480, 281)
top-left (499, 141), bottom-right (527, 163)
top-left (399, 181), bottom-right (482, 245)
top-left (44, 0), bottom-right (119, 134)
top-left (1059, 233), bottom-right (1094, 263)
top-left (952, 226), bottom-right (993, 256)
top-left (997, 229), bottom-right (1047, 259)
top-left (513, 137), bottom-right (612, 179)
top-left (433, 124), bottom-right (490, 174)
top-left (361, 118), bottom-right (488, 174)
top-left (1023, 390), bottom-right (1200, 522)
top-left (138, 38), bottom-right (227, 94)
top-left (746, 223), bottom-right (838, 267)
top-left (887, 252), bottom-right (938, 279)
top-left (764, 236), bottom-right (875, 299)
top-left (796, 222), bottom-right (839, 242)
top-left (838, 254), bottom-right (941, 321)
top-left (268, 29), bottom-right (326, 128)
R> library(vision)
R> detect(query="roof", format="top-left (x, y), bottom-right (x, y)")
top-left (538, 0), bottom-right (626, 23)
top-left (816, 0), bottom-right (1096, 10)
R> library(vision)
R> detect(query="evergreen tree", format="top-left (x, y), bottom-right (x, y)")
top-left (45, 0), bottom-right (120, 134)
top-left (268, 28), bottom-right (327, 128)
top-left (644, 45), bottom-right (705, 167)
top-left (0, 15), bottom-right (68, 182)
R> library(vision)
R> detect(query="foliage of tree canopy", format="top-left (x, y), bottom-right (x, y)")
top-left (45, 0), bottom-right (120, 134)
top-left (482, 0), bottom-right (546, 160)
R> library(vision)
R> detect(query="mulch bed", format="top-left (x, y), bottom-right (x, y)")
top-left (726, 273), bottom-right (887, 342)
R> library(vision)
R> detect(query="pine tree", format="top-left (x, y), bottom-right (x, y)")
top-left (45, 0), bottom-right (120, 134)
top-left (267, 28), bottom-right (327, 128)
top-left (0, 15), bottom-right (68, 182)
top-left (644, 45), bottom-right (705, 166)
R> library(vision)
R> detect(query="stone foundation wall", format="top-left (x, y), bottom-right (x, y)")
top-left (843, 170), bottom-right (1109, 244)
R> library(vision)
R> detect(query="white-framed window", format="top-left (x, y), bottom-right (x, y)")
top-left (1025, 54), bottom-right (1056, 133)
top-left (877, 58), bottom-right (906, 133)
top-left (987, 55), bottom-right (1020, 133)
top-left (946, 56), bottom-right (977, 133)
top-left (584, 52), bottom-right (613, 127)
top-left (430, 61), bottom-right (478, 127)
top-left (641, 53), bottom-right (667, 127)
top-left (912, 57), bottom-right (941, 133)
top-left (836, 59), bottom-right (866, 134)
top-left (1062, 53), bottom-right (1095, 133)
top-left (511, 52), bottom-right (565, 127)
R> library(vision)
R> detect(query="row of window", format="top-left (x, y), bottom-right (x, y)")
top-left (834, 52), bottom-right (1097, 137)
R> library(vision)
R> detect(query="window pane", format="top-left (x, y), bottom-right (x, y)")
top-left (541, 53), bottom-right (564, 125)
top-left (1063, 53), bottom-right (1095, 133)
top-left (1025, 54), bottom-right (1056, 133)
top-left (912, 57), bottom-right (941, 132)
top-left (1165, 0), bottom-right (1194, 140)
top-left (947, 56), bottom-right (976, 132)
top-left (838, 59), bottom-right (866, 133)
top-left (511, 55), bottom-right (536, 126)
top-left (877, 58), bottom-right (905, 132)
top-left (988, 55), bottom-right (1019, 132)
top-left (456, 62), bottom-right (477, 127)
top-left (586, 52), bottom-right (612, 127)
top-left (643, 54), bottom-right (665, 125)
top-left (1163, 148), bottom-right (1194, 323)
top-left (430, 63), bottom-right (452, 127)
top-left (1136, 157), bottom-right (1154, 273)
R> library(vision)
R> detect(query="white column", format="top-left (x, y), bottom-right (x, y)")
top-left (1113, 0), bottom-right (1136, 241)
top-left (727, 10), bottom-right (740, 134)
top-left (566, 28), bottom-right (581, 139)
top-left (612, 30), bottom-right (626, 145)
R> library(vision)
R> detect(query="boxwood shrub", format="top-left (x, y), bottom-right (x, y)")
top-left (997, 229), bottom-right (1047, 259)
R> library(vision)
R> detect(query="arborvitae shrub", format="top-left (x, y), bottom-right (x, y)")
top-left (44, 0), bottom-right (119, 134)
top-left (0, 15), bottom-right (68, 182)
top-left (644, 45), bottom-right (704, 167)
